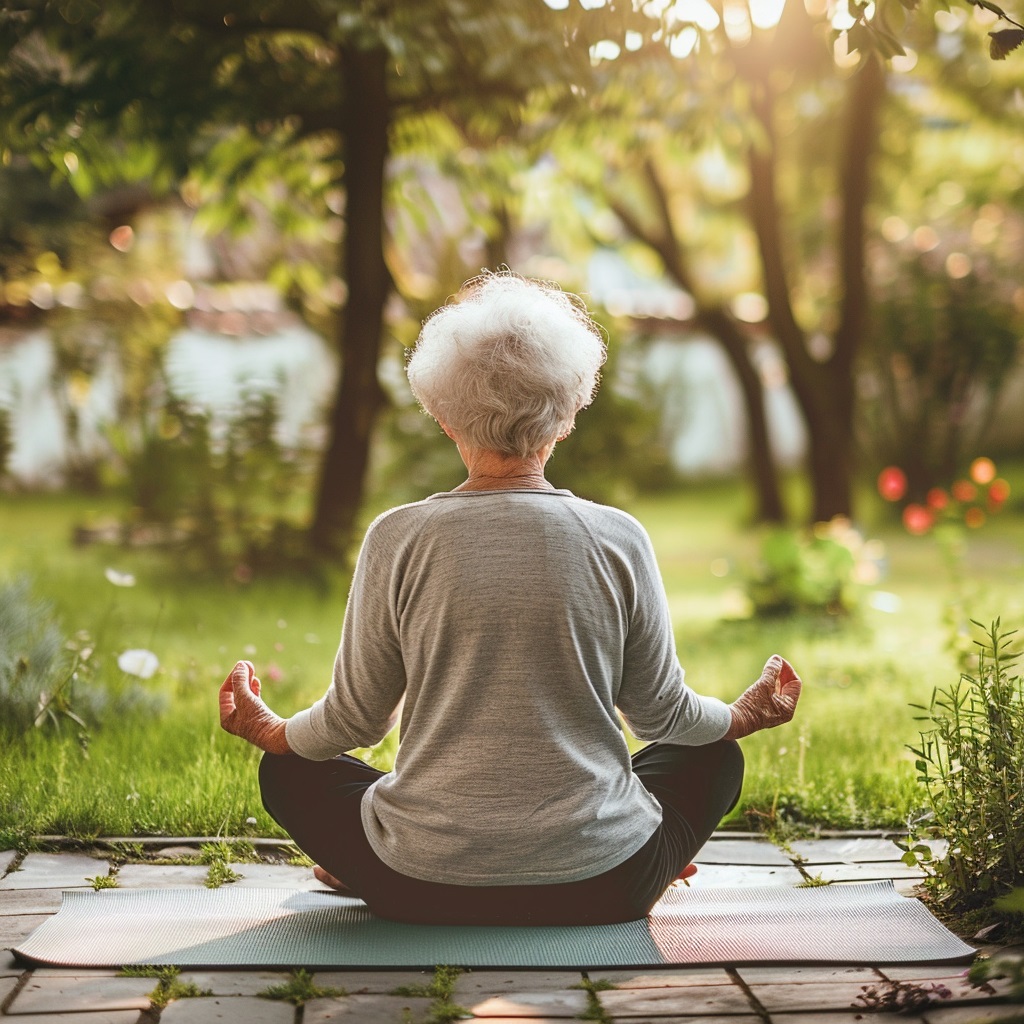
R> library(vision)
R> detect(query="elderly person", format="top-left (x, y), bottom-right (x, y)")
top-left (219, 271), bottom-right (801, 926)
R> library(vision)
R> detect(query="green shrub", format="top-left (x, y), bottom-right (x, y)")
top-left (743, 521), bottom-right (864, 618)
top-left (109, 387), bottom-right (317, 574)
top-left (908, 620), bottom-right (1023, 914)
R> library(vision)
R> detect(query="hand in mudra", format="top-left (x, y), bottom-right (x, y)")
top-left (724, 655), bottom-right (802, 740)
top-left (218, 660), bottom-right (291, 754)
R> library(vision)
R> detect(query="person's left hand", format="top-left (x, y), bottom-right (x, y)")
top-left (218, 660), bottom-right (291, 754)
top-left (724, 655), bottom-right (802, 740)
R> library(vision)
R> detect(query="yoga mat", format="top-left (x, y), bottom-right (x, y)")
top-left (13, 881), bottom-right (974, 970)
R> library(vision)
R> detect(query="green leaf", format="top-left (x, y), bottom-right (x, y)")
top-left (989, 28), bottom-right (1024, 59)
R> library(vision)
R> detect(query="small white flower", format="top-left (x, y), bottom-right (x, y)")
top-left (104, 568), bottom-right (136, 588)
top-left (118, 649), bottom-right (159, 679)
top-left (245, 817), bottom-right (257, 827)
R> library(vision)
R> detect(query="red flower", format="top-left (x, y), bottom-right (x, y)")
top-left (902, 504), bottom-right (935, 535)
top-left (951, 479), bottom-right (977, 503)
top-left (926, 487), bottom-right (949, 510)
top-left (878, 466), bottom-right (907, 502)
top-left (989, 478), bottom-right (1011, 504)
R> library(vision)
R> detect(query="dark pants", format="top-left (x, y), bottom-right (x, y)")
top-left (260, 739), bottom-right (744, 925)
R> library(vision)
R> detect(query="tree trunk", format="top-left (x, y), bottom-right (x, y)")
top-left (698, 308), bottom-right (787, 523)
top-left (745, 57), bottom-right (884, 523)
top-left (310, 46), bottom-right (392, 555)
top-left (803, 55), bottom-right (885, 523)
top-left (804, 398), bottom-right (854, 521)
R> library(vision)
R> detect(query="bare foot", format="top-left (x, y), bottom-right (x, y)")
top-left (313, 865), bottom-right (350, 892)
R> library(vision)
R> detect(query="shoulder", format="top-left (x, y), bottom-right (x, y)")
top-left (355, 498), bottom-right (441, 560)
top-left (557, 496), bottom-right (654, 548)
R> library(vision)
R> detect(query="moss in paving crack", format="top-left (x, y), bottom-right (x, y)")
top-left (391, 965), bottom-right (469, 1022)
top-left (796, 873), bottom-right (831, 887)
top-left (574, 977), bottom-right (613, 1022)
top-left (119, 966), bottom-right (211, 1008)
top-left (259, 967), bottom-right (346, 1005)
top-left (204, 860), bottom-right (241, 888)
top-left (198, 840), bottom-right (253, 887)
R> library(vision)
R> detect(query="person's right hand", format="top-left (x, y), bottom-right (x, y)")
top-left (724, 655), bottom-right (802, 740)
top-left (218, 660), bottom-right (292, 755)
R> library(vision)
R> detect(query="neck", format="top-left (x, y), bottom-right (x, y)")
top-left (453, 446), bottom-right (555, 492)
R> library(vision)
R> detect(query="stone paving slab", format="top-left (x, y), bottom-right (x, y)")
top-left (791, 837), bottom-right (948, 864)
top-left (680, 863), bottom-right (805, 887)
top-left (774, 1015), bottom-right (927, 1024)
top-left (31, 968), bottom-right (125, 978)
top-left (878, 963), bottom-right (974, 982)
top-left (157, 970), bottom-right (290, 996)
top-left (596, 982), bottom-right (754, 1016)
top-left (601, 1018), bottom-right (762, 1024)
top-left (466, 990), bottom-right (590, 1017)
top-left (0, 854), bottom-right (105, 891)
top-left (4, 975), bottom-right (154, 1014)
top-left (0, 888), bottom-right (67, 917)
top-left (693, 840), bottom-right (793, 866)
top-left (114, 863), bottom-right (210, 887)
top-left (0, 1014), bottom-right (143, 1024)
top-left (304, 993), bottom-right (434, 1022)
top-left (735, 965), bottom-right (884, 984)
top-left (0, 914), bottom-right (50, 949)
top-left (1, 950), bottom-right (23, 977)
top-left (588, 968), bottom-right (732, 989)
top-left (313, 970), bottom-right (435, 994)
top-left (807, 861), bottom-right (926, 882)
top-left (454, 971), bottom-right (587, 1000)
top-left (746, 980), bottom-right (881, 1013)
top-left (227, 862), bottom-right (330, 889)
top-left (874, 969), bottom-right (1012, 1002)
top-left (159, 994), bottom-right (294, 1022)
top-left (923, 1006), bottom-right (1024, 1024)
top-left (461, 1019), bottom-right (566, 1024)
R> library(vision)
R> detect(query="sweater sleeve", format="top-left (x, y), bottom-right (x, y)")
top-left (285, 518), bottom-right (407, 760)
top-left (614, 526), bottom-right (732, 745)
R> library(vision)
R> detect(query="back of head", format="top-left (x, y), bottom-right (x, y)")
top-left (406, 271), bottom-right (607, 457)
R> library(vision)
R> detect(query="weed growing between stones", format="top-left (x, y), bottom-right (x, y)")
top-left (259, 968), bottom-right (345, 1005)
top-left (392, 965), bottom-right (468, 1023)
top-left (118, 966), bottom-right (211, 1008)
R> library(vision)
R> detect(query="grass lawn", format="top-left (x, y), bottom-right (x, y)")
top-left (1, 468), bottom-right (1022, 844)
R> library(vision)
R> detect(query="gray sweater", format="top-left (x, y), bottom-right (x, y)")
top-left (285, 489), bottom-right (732, 886)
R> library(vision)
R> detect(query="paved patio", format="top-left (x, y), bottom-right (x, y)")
top-left (1, 834), bottom-right (1019, 1023)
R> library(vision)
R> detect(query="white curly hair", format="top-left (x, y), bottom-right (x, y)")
top-left (406, 271), bottom-right (607, 458)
